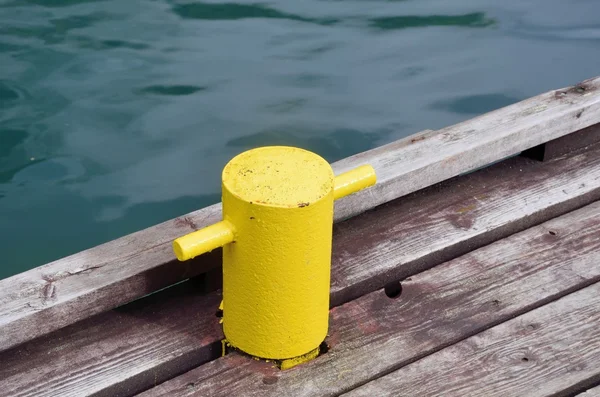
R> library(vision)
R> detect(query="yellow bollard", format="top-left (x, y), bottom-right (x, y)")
top-left (173, 146), bottom-right (376, 365)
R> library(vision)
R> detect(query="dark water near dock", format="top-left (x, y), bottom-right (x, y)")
top-left (1, 0), bottom-right (600, 279)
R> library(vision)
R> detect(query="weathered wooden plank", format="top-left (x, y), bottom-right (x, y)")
top-left (332, 77), bottom-right (600, 221)
top-left (0, 272), bottom-right (224, 397)
top-left (580, 385), bottom-right (600, 397)
top-left (523, 122), bottom-right (600, 162)
top-left (0, 204), bottom-right (222, 352)
top-left (139, 201), bottom-right (600, 397)
top-left (2, 76), bottom-right (599, 352)
top-left (4, 142), bottom-right (600, 397)
top-left (344, 283), bottom-right (600, 397)
top-left (329, 141), bottom-right (600, 306)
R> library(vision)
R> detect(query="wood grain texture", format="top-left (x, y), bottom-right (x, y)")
top-left (332, 77), bottom-right (600, 221)
top-left (2, 76), bottom-right (599, 352)
top-left (345, 283), bottom-right (600, 397)
top-left (0, 273), bottom-right (224, 397)
top-left (139, 201), bottom-right (600, 397)
top-left (329, 142), bottom-right (600, 306)
top-left (4, 144), bottom-right (600, 397)
top-left (0, 204), bottom-right (222, 352)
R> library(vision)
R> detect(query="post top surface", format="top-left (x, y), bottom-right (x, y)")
top-left (222, 146), bottom-right (334, 208)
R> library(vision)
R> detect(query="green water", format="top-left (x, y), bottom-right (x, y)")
top-left (1, 0), bottom-right (600, 280)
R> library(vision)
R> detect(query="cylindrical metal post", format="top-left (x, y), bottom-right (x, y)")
top-left (172, 146), bottom-right (376, 364)
top-left (221, 146), bottom-right (334, 359)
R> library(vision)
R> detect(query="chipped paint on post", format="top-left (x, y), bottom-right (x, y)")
top-left (172, 146), bottom-right (376, 365)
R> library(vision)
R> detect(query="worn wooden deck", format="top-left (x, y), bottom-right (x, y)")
top-left (2, 77), bottom-right (600, 396)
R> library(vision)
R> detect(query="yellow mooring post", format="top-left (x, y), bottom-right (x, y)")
top-left (172, 146), bottom-right (376, 369)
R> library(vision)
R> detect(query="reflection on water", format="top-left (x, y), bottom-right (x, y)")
top-left (0, 12), bottom-right (110, 44)
top-left (0, 81), bottom-right (23, 104)
top-left (173, 2), bottom-right (338, 25)
top-left (73, 37), bottom-right (150, 51)
top-left (431, 94), bottom-right (522, 115)
top-left (370, 12), bottom-right (495, 30)
top-left (0, 129), bottom-right (27, 158)
top-left (2, 0), bottom-right (108, 7)
top-left (1, 0), bottom-right (600, 278)
top-left (226, 128), bottom-right (387, 163)
top-left (138, 85), bottom-right (209, 96)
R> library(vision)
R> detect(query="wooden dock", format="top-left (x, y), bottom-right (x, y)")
top-left (2, 76), bottom-right (600, 396)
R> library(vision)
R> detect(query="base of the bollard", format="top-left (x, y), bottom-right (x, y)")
top-left (279, 346), bottom-right (320, 370)
top-left (221, 339), bottom-right (328, 370)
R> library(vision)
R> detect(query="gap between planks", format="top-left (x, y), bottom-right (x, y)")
top-left (3, 142), bottom-right (600, 396)
top-left (2, 76), bottom-right (600, 352)
top-left (139, 200), bottom-right (600, 397)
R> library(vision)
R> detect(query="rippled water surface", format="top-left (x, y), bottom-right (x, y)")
top-left (1, 0), bottom-right (600, 279)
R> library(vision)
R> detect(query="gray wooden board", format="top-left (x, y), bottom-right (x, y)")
top-left (4, 144), bottom-right (600, 396)
top-left (1, 76), bottom-right (599, 352)
top-left (0, 203), bottom-right (222, 352)
top-left (344, 282), bottom-right (600, 397)
top-left (0, 273), bottom-right (224, 397)
top-left (138, 201), bottom-right (600, 397)
top-left (332, 77), bottom-right (600, 221)
top-left (329, 142), bottom-right (600, 306)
